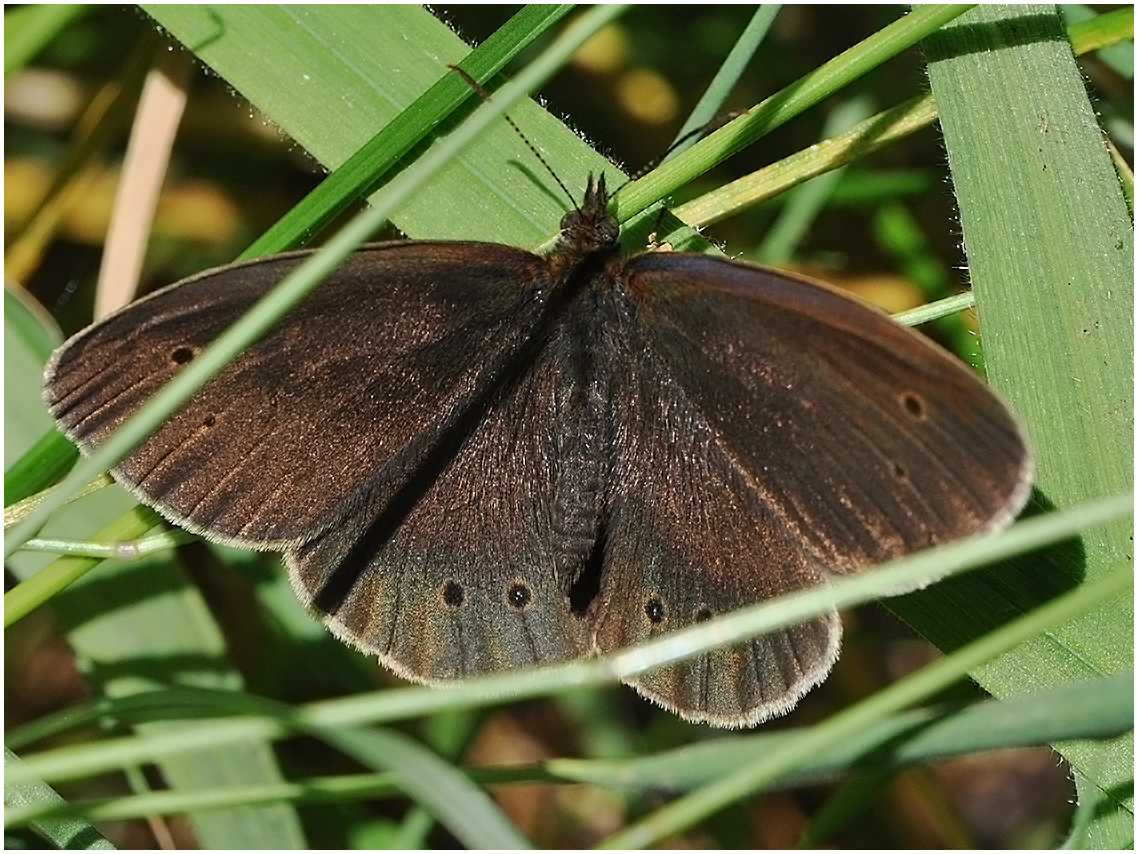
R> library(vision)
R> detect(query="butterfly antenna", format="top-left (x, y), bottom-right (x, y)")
top-left (623, 109), bottom-right (746, 184)
top-left (610, 112), bottom-right (740, 246)
top-left (448, 65), bottom-right (581, 211)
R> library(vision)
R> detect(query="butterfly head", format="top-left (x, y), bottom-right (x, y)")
top-left (556, 174), bottom-right (620, 257)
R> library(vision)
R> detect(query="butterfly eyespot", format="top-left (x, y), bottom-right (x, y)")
top-left (505, 581), bottom-right (532, 610)
top-left (899, 391), bottom-right (928, 420)
top-left (441, 579), bottom-right (465, 609)
top-left (170, 346), bottom-right (196, 365)
top-left (694, 606), bottom-right (714, 622)
top-left (644, 596), bottom-right (667, 625)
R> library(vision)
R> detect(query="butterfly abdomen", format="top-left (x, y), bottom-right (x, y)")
top-left (546, 278), bottom-right (615, 604)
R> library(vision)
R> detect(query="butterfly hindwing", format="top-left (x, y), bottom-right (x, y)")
top-left (572, 271), bottom-right (833, 725)
top-left (288, 308), bottom-right (594, 681)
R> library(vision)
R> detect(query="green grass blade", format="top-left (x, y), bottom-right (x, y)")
top-left (670, 8), bottom-right (1132, 231)
top-left (613, 4), bottom-right (976, 222)
top-left (6, 509), bottom-right (307, 847)
top-left (9, 672), bottom-right (1129, 828)
top-left (666, 5), bottom-right (782, 158)
top-left (918, 5), bottom-right (1134, 847)
top-left (141, 5), bottom-right (619, 248)
top-left (549, 670), bottom-right (1133, 791)
top-left (237, 5), bottom-right (574, 258)
top-left (3, 288), bottom-right (76, 504)
top-left (3, 4), bottom-right (87, 76)
top-left (753, 97), bottom-right (873, 263)
top-left (319, 726), bottom-right (531, 849)
top-left (4, 748), bottom-right (114, 849)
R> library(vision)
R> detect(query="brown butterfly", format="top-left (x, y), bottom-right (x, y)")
top-left (43, 175), bottom-right (1031, 727)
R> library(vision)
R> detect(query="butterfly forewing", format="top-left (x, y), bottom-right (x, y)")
top-left (44, 243), bottom-right (552, 549)
top-left (617, 252), bottom-right (1031, 576)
